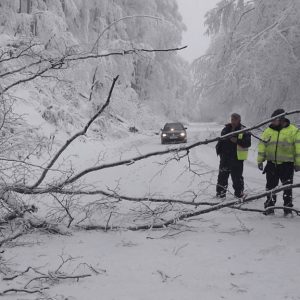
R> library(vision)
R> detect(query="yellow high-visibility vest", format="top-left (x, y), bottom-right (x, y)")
top-left (257, 124), bottom-right (300, 167)
top-left (237, 133), bottom-right (249, 160)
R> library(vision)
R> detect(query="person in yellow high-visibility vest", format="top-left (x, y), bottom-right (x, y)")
top-left (216, 113), bottom-right (251, 199)
top-left (257, 109), bottom-right (300, 216)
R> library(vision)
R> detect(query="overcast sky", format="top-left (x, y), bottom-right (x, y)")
top-left (177, 0), bottom-right (220, 62)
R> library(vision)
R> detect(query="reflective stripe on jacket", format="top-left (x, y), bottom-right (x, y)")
top-left (257, 124), bottom-right (300, 167)
top-left (237, 133), bottom-right (249, 161)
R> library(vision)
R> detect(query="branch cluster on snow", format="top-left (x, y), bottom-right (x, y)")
top-left (0, 0), bottom-right (299, 249)
top-left (0, 255), bottom-right (99, 297)
top-left (0, 36), bottom-right (299, 236)
top-left (0, 99), bottom-right (299, 236)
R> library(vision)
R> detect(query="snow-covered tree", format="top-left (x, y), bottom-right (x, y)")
top-left (0, 0), bottom-right (189, 130)
top-left (192, 0), bottom-right (300, 122)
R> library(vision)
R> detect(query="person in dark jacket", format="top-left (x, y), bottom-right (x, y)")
top-left (216, 113), bottom-right (251, 198)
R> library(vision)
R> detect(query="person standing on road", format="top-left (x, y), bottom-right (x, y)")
top-left (216, 113), bottom-right (251, 199)
top-left (257, 109), bottom-right (300, 215)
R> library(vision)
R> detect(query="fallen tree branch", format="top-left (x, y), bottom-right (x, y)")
top-left (0, 256), bottom-right (92, 297)
top-left (29, 75), bottom-right (119, 190)
top-left (1, 254), bottom-right (93, 297)
top-left (232, 206), bottom-right (300, 215)
top-left (3, 266), bottom-right (44, 281)
top-left (78, 182), bottom-right (300, 231)
top-left (53, 110), bottom-right (300, 187)
top-left (24, 273), bottom-right (91, 288)
top-left (0, 287), bottom-right (49, 296)
top-left (51, 193), bottom-right (75, 228)
top-left (37, 188), bottom-right (220, 206)
top-left (0, 229), bottom-right (25, 247)
top-left (88, 67), bottom-right (98, 102)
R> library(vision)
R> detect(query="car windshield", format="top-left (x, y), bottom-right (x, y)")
top-left (164, 123), bottom-right (184, 131)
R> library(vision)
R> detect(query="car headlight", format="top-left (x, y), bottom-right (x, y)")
top-left (180, 132), bottom-right (186, 137)
top-left (162, 134), bottom-right (167, 137)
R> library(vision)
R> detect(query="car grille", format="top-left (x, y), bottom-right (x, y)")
top-left (164, 133), bottom-right (183, 139)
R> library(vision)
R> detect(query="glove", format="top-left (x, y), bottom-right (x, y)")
top-left (295, 166), bottom-right (300, 172)
top-left (258, 163), bottom-right (264, 171)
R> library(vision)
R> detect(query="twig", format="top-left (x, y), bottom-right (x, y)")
top-left (88, 67), bottom-right (98, 102)
top-left (0, 229), bottom-right (25, 247)
top-left (51, 194), bottom-right (74, 228)
top-left (0, 287), bottom-right (49, 296)
top-left (3, 266), bottom-right (45, 281)
top-left (105, 212), bottom-right (113, 232)
top-left (91, 15), bottom-right (167, 52)
top-left (24, 273), bottom-right (91, 288)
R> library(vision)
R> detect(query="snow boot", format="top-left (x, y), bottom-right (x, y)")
top-left (264, 199), bottom-right (276, 215)
top-left (283, 202), bottom-right (293, 217)
top-left (216, 193), bottom-right (226, 199)
top-left (235, 191), bottom-right (246, 199)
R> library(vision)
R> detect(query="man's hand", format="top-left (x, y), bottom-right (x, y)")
top-left (258, 163), bottom-right (264, 171)
top-left (295, 166), bottom-right (300, 172)
top-left (230, 137), bottom-right (237, 143)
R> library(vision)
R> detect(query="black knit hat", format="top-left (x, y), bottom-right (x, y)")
top-left (271, 109), bottom-right (285, 119)
top-left (231, 113), bottom-right (241, 120)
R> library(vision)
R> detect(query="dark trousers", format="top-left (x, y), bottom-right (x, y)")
top-left (216, 158), bottom-right (244, 198)
top-left (264, 161), bottom-right (294, 208)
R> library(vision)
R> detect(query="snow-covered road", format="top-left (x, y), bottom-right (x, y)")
top-left (3, 122), bottom-right (300, 300)
top-left (60, 122), bottom-right (261, 197)
top-left (59, 121), bottom-right (291, 201)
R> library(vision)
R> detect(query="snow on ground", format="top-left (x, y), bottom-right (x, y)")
top-left (2, 122), bottom-right (300, 300)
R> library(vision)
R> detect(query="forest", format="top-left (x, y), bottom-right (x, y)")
top-left (0, 1), bottom-right (300, 299)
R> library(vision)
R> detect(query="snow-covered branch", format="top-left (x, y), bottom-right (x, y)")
top-left (50, 110), bottom-right (300, 186)
top-left (91, 15), bottom-right (173, 52)
top-left (0, 43), bottom-right (187, 95)
top-left (79, 182), bottom-right (300, 231)
top-left (29, 75), bottom-right (119, 190)
top-left (3, 109), bottom-right (300, 195)
top-left (67, 46), bottom-right (188, 62)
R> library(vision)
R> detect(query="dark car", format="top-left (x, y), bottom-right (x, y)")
top-left (161, 122), bottom-right (187, 144)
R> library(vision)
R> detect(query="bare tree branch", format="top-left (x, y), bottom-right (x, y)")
top-left (78, 182), bottom-right (300, 231)
top-left (88, 67), bottom-right (98, 102)
top-left (57, 110), bottom-right (300, 186)
top-left (0, 45), bottom-right (187, 95)
top-left (29, 75), bottom-right (119, 190)
top-left (0, 287), bottom-right (49, 296)
top-left (67, 46), bottom-right (188, 62)
top-left (1, 256), bottom-right (92, 296)
top-left (0, 229), bottom-right (25, 247)
top-left (4, 110), bottom-right (300, 195)
top-left (91, 15), bottom-right (168, 52)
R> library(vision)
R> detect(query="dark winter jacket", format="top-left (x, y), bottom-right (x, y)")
top-left (216, 124), bottom-right (251, 162)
